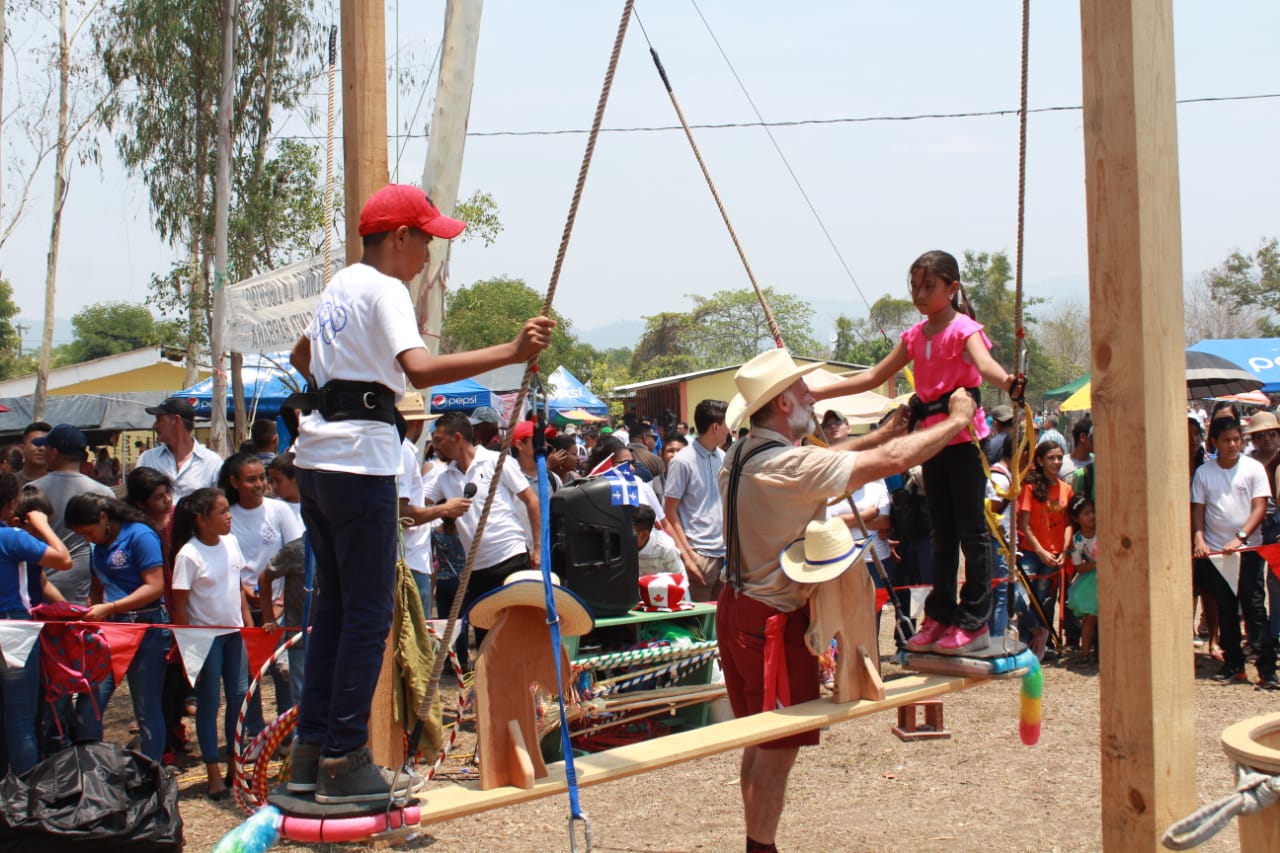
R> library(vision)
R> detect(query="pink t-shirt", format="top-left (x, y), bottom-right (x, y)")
top-left (901, 314), bottom-right (991, 445)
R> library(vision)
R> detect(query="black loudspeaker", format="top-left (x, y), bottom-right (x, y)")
top-left (550, 477), bottom-right (639, 618)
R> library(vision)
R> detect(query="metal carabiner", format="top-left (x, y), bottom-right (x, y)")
top-left (568, 813), bottom-right (592, 853)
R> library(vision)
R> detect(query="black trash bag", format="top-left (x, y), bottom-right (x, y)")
top-left (0, 742), bottom-right (182, 852)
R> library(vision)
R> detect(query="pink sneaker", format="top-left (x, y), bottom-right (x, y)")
top-left (935, 625), bottom-right (991, 656)
top-left (906, 617), bottom-right (948, 652)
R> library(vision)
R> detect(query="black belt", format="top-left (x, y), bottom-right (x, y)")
top-left (906, 387), bottom-right (981, 432)
top-left (282, 380), bottom-right (406, 440)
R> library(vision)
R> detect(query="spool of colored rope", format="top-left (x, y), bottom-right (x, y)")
top-left (1019, 658), bottom-right (1043, 746)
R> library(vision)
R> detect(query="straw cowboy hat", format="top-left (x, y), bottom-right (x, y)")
top-left (726, 348), bottom-right (826, 430)
top-left (778, 517), bottom-right (870, 584)
top-left (1244, 410), bottom-right (1280, 435)
top-left (396, 391), bottom-right (440, 422)
top-left (466, 570), bottom-right (594, 636)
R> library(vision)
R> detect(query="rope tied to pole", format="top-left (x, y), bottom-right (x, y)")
top-left (1162, 765), bottom-right (1280, 849)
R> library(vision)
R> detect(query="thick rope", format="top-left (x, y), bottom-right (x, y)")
top-left (415, 0), bottom-right (635, 728)
top-left (1162, 765), bottom-right (1280, 849)
top-left (634, 12), bottom-right (782, 349)
top-left (323, 25), bottom-right (337, 278)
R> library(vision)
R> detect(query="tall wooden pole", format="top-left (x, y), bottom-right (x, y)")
top-left (412, 0), bottom-right (483, 354)
top-left (1079, 1), bottom-right (1196, 849)
top-left (340, 0), bottom-right (398, 767)
top-left (209, 0), bottom-right (236, 456)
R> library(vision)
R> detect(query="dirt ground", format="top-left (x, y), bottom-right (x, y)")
top-left (132, 628), bottom-right (1275, 853)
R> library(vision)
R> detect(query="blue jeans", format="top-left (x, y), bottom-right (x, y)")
top-left (0, 611), bottom-right (41, 775)
top-left (196, 632), bottom-right (247, 763)
top-left (74, 608), bottom-right (170, 763)
top-left (296, 469), bottom-right (398, 755)
top-left (987, 539), bottom-right (1010, 639)
top-left (1017, 552), bottom-right (1060, 639)
top-left (412, 571), bottom-right (433, 622)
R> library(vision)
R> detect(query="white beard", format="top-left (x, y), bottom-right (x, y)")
top-left (787, 399), bottom-right (814, 440)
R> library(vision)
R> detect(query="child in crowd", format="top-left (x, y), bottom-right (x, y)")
top-left (633, 504), bottom-right (682, 575)
top-left (170, 488), bottom-right (251, 799)
top-left (220, 453), bottom-right (304, 723)
top-left (1016, 440), bottom-right (1075, 659)
top-left (0, 482), bottom-right (71, 775)
top-left (267, 453), bottom-right (302, 520)
top-left (813, 250), bottom-right (1021, 654)
top-left (65, 493), bottom-right (168, 762)
top-left (1066, 495), bottom-right (1099, 661)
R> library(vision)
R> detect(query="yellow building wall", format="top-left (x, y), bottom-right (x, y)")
top-left (53, 363), bottom-right (208, 396)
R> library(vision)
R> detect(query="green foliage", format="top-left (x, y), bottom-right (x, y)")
top-left (95, 0), bottom-right (325, 351)
top-left (0, 280), bottom-right (34, 380)
top-left (442, 276), bottom-right (594, 381)
top-left (1205, 238), bottom-right (1280, 336)
top-left (54, 301), bottom-right (156, 365)
top-left (961, 250), bottom-right (1050, 398)
top-left (454, 190), bottom-right (503, 248)
top-left (832, 295), bottom-right (916, 368)
top-left (629, 289), bottom-right (818, 380)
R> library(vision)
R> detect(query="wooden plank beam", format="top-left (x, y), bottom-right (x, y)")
top-left (414, 673), bottom-right (980, 825)
top-left (1078, 1), bottom-right (1196, 849)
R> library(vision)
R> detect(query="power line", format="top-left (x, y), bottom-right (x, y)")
top-left (270, 92), bottom-right (1280, 143)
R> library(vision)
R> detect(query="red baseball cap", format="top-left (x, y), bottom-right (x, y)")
top-left (512, 420), bottom-right (535, 443)
top-left (358, 184), bottom-right (467, 239)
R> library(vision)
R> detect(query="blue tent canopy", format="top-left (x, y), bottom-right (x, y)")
top-left (1189, 338), bottom-right (1280, 393)
top-left (429, 378), bottom-right (500, 413)
top-left (545, 366), bottom-right (607, 419)
top-left (178, 354), bottom-right (304, 419)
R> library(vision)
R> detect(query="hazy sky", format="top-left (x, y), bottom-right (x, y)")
top-left (3, 1), bottom-right (1278, 351)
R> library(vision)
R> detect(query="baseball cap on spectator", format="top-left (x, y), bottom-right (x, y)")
top-left (512, 420), bottom-right (535, 443)
top-left (358, 184), bottom-right (466, 239)
top-left (468, 406), bottom-right (500, 426)
top-left (145, 396), bottom-right (197, 422)
top-left (990, 404), bottom-right (1015, 424)
top-left (33, 424), bottom-right (89, 460)
top-left (563, 424), bottom-right (579, 436)
top-left (821, 409), bottom-right (845, 427)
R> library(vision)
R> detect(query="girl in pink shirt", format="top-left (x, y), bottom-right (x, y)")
top-left (814, 250), bottom-right (1021, 655)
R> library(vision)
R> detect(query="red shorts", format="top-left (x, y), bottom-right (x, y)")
top-left (715, 586), bottom-right (820, 749)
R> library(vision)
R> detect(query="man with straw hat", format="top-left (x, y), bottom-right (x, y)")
top-left (717, 347), bottom-right (977, 853)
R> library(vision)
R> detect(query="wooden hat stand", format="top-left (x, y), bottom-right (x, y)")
top-left (805, 555), bottom-right (885, 704)
top-left (473, 606), bottom-right (574, 792)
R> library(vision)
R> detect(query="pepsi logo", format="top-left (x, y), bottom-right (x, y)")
top-left (431, 394), bottom-right (446, 407)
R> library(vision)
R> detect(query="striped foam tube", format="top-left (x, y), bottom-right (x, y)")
top-left (1019, 655), bottom-right (1043, 746)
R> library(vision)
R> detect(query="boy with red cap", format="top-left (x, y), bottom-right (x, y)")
top-left (287, 185), bottom-right (553, 805)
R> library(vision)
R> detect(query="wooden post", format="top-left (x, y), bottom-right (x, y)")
top-left (1079, 1), bottom-right (1196, 849)
top-left (340, 0), bottom-right (398, 768)
top-left (413, 0), bottom-right (484, 353)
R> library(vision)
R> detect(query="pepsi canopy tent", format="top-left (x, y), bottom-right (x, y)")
top-left (1188, 338), bottom-right (1280, 393)
top-left (545, 366), bottom-right (607, 422)
top-left (178, 354), bottom-right (304, 419)
top-left (429, 377), bottom-right (500, 413)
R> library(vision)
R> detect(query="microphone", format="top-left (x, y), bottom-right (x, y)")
top-left (463, 483), bottom-right (478, 499)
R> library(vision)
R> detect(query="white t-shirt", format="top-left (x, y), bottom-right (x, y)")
top-left (986, 462), bottom-right (1015, 543)
top-left (825, 478), bottom-right (892, 561)
top-left (424, 445), bottom-right (531, 570)
top-left (638, 528), bottom-right (683, 575)
top-left (398, 438), bottom-right (432, 575)
top-left (1191, 454), bottom-right (1270, 550)
top-left (230, 498), bottom-right (306, 587)
top-left (293, 263), bottom-right (426, 476)
top-left (172, 536), bottom-right (248, 627)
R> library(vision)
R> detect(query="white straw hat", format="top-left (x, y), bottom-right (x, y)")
top-left (726, 349), bottom-right (825, 430)
top-left (396, 391), bottom-right (440, 422)
top-left (466, 570), bottom-right (594, 636)
top-left (778, 517), bottom-right (871, 584)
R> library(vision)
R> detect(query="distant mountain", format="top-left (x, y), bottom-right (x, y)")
top-left (577, 319), bottom-right (644, 351)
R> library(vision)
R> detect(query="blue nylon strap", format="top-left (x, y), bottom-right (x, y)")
top-left (301, 532), bottom-right (316, 656)
top-left (536, 433), bottom-right (583, 820)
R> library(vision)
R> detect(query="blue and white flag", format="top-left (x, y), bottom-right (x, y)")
top-left (604, 463), bottom-right (641, 507)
